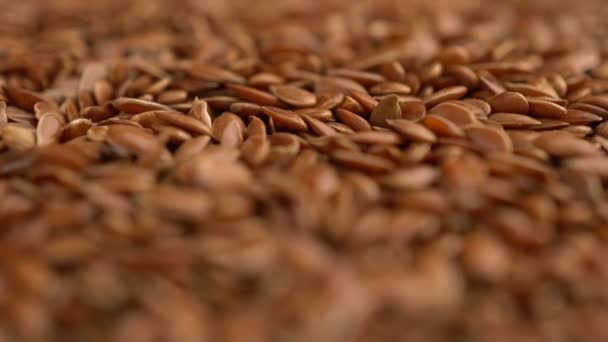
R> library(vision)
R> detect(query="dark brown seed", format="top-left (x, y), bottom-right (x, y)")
top-left (270, 85), bottom-right (317, 107)
top-left (4, 86), bottom-right (49, 112)
top-left (370, 94), bottom-right (401, 127)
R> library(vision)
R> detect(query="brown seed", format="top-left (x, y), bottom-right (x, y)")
top-left (261, 106), bottom-right (307, 131)
top-left (379, 166), bottom-right (439, 190)
top-left (527, 99), bottom-right (567, 119)
top-left (174, 135), bottom-right (211, 162)
top-left (370, 82), bottom-right (411, 96)
top-left (112, 97), bottom-right (171, 114)
top-left (562, 109), bottom-right (602, 125)
top-left (227, 84), bottom-right (283, 107)
top-left (335, 109), bottom-right (372, 131)
top-left (399, 101), bottom-right (427, 121)
top-left (188, 99), bottom-right (213, 126)
top-left (61, 118), bottom-right (92, 142)
top-left (429, 102), bottom-right (477, 126)
top-left (534, 131), bottom-right (597, 157)
top-left (386, 119), bottom-right (437, 143)
top-left (106, 125), bottom-right (157, 155)
top-left (465, 126), bottom-right (513, 153)
top-left (349, 90), bottom-right (379, 112)
top-left (488, 113), bottom-right (542, 128)
top-left (423, 86), bottom-right (468, 108)
top-left (190, 63), bottom-right (246, 84)
top-left (246, 116), bottom-right (267, 137)
top-left (331, 150), bottom-right (395, 173)
top-left (154, 111), bottom-right (213, 136)
top-left (348, 131), bottom-right (403, 145)
top-left (488, 92), bottom-right (529, 114)
top-left (157, 90), bottom-right (188, 104)
top-left (422, 115), bottom-right (465, 137)
top-left (462, 231), bottom-right (511, 282)
top-left (327, 69), bottom-right (386, 86)
top-left (370, 94), bottom-right (401, 127)
top-left (270, 85), bottom-right (317, 107)
top-left (240, 135), bottom-right (270, 166)
top-left (4, 86), bottom-right (48, 112)
top-left (213, 113), bottom-right (245, 147)
top-left (294, 108), bottom-right (333, 121)
top-left (229, 102), bottom-right (263, 117)
top-left (248, 72), bottom-right (285, 88)
top-left (301, 115), bottom-right (336, 136)
top-left (0, 101), bottom-right (7, 126)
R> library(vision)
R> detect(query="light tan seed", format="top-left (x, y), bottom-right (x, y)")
top-left (188, 99), bottom-right (212, 126)
top-left (331, 150), bottom-right (395, 173)
top-left (112, 97), bottom-right (171, 114)
top-left (335, 109), bottom-right (371, 131)
top-left (379, 166), bottom-right (439, 190)
top-left (466, 126), bottom-right (512, 153)
top-left (301, 115), bottom-right (336, 136)
top-left (0, 102), bottom-right (7, 126)
top-left (488, 92), bottom-right (529, 114)
top-left (261, 106), bottom-right (307, 131)
top-left (370, 94), bottom-right (401, 127)
top-left (489, 113), bottom-right (542, 128)
top-left (429, 102), bottom-right (477, 125)
top-left (386, 119), bottom-right (437, 143)
top-left (190, 63), bottom-right (245, 84)
top-left (422, 115), bottom-right (465, 137)
top-left (143, 77), bottom-right (171, 96)
top-left (423, 86), bottom-right (468, 108)
top-left (227, 84), bottom-right (283, 107)
top-left (2, 124), bottom-right (36, 151)
top-left (154, 111), bottom-right (213, 135)
top-left (36, 113), bottom-right (63, 146)
top-left (270, 85), bottom-right (317, 107)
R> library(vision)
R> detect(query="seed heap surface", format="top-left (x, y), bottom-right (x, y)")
top-left (1, 0), bottom-right (608, 341)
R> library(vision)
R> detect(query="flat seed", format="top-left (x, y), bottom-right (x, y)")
top-left (489, 113), bottom-right (542, 128)
top-left (240, 135), bottom-right (270, 166)
top-left (270, 85), bottom-right (317, 107)
top-left (527, 99), bottom-right (567, 119)
top-left (349, 90), bottom-right (378, 112)
top-left (488, 92), bottom-right (529, 114)
top-left (465, 126), bottom-right (513, 153)
top-left (2, 124), bottom-right (36, 151)
top-left (348, 131), bottom-right (403, 145)
top-left (370, 94), bottom-right (401, 127)
top-left (174, 136), bottom-right (211, 162)
top-left (335, 109), bottom-right (372, 131)
top-left (229, 102), bottom-right (263, 117)
top-left (331, 150), bottom-right (395, 173)
top-left (227, 84), bottom-right (283, 107)
top-left (190, 63), bottom-right (246, 84)
top-left (0, 102), bottom-right (7, 126)
top-left (534, 132), bottom-right (597, 157)
top-left (246, 116), bottom-right (267, 137)
top-left (422, 115), bottom-right (465, 137)
top-left (399, 101), bottom-right (427, 121)
top-left (154, 111), bottom-right (213, 135)
top-left (301, 115), bottom-right (336, 136)
top-left (429, 102), bottom-right (477, 125)
top-left (106, 125), bottom-right (157, 155)
top-left (379, 166), bottom-right (439, 190)
top-left (36, 113), bottom-right (63, 146)
top-left (370, 82), bottom-right (411, 96)
top-left (261, 106), bottom-right (307, 131)
top-left (568, 103), bottom-right (608, 118)
top-left (562, 109), bottom-right (602, 125)
top-left (157, 90), bottom-right (188, 104)
top-left (61, 118), bottom-right (92, 142)
top-left (4, 86), bottom-right (48, 112)
top-left (248, 73), bottom-right (284, 88)
top-left (294, 108), bottom-right (333, 121)
top-left (386, 119), bottom-right (437, 143)
top-left (423, 86), bottom-right (468, 108)
top-left (565, 157), bottom-right (608, 177)
top-left (213, 113), bottom-right (245, 146)
top-left (112, 97), bottom-right (171, 113)
top-left (188, 99), bottom-right (212, 126)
